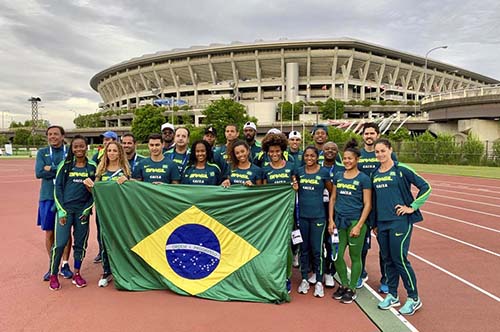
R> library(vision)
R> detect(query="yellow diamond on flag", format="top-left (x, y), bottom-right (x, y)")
top-left (131, 205), bottom-right (260, 295)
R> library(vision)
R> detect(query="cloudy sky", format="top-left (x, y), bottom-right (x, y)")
top-left (1, 0), bottom-right (499, 128)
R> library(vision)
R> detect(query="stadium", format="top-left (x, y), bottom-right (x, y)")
top-left (90, 38), bottom-right (498, 125)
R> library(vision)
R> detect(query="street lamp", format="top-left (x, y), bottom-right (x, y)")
top-left (424, 45), bottom-right (448, 101)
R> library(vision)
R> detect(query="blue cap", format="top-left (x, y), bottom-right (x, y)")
top-left (101, 131), bottom-right (118, 140)
top-left (311, 124), bottom-right (328, 134)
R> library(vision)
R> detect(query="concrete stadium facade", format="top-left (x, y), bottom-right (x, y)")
top-left (90, 38), bottom-right (498, 124)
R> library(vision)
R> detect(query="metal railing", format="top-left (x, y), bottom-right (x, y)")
top-left (422, 84), bottom-right (500, 104)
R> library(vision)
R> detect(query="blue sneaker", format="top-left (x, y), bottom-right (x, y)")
top-left (378, 283), bottom-right (389, 294)
top-left (399, 297), bottom-right (422, 315)
top-left (356, 276), bottom-right (368, 289)
top-left (286, 279), bottom-right (291, 294)
top-left (378, 293), bottom-right (400, 310)
top-left (43, 270), bottom-right (50, 282)
top-left (59, 263), bottom-right (73, 279)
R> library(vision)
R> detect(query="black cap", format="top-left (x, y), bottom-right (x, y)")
top-left (204, 126), bottom-right (217, 135)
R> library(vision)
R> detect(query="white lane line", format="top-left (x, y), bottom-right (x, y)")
top-left (426, 201), bottom-right (500, 218)
top-left (429, 187), bottom-right (500, 200)
top-left (345, 267), bottom-right (420, 332)
top-left (431, 194), bottom-right (500, 208)
top-left (409, 252), bottom-right (500, 302)
top-left (430, 180), bottom-right (500, 190)
top-left (423, 211), bottom-right (500, 234)
top-left (414, 225), bottom-right (500, 258)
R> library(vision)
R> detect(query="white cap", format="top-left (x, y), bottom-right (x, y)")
top-left (288, 130), bottom-right (302, 139)
top-left (267, 128), bottom-right (282, 135)
top-left (161, 122), bottom-right (174, 131)
top-left (243, 121), bottom-right (257, 131)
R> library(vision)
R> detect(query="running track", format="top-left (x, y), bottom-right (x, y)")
top-left (1, 159), bottom-right (499, 331)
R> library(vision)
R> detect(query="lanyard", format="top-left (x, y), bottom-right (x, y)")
top-left (169, 151), bottom-right (189, 168)
top-left (130, 154), bottom-right (138, 173)
top-left (49, 145), bottom-right (67, 167)
top-left (107, 168), bottom-right (123, 182)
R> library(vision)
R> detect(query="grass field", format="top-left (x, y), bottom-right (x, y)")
top-left (407, 163), bottom-right (500, 179)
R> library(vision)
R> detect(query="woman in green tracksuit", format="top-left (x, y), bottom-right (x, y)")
top-left (372, 138), bottom-right (431, 316)
top-left (328, 139), bottom-right (372, 304)
top-left (49, 135), bottom-right (96, 291)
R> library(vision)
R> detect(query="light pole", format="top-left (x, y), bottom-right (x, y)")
top-left (28, 97), bottom-right (41, 136)
top-left (424, 45), bottom-right (448, 101)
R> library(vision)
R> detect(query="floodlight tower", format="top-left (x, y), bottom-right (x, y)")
top-left (28, 96), bottom-right (41, 135)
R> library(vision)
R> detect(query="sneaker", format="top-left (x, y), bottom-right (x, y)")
top-left (59, 263), bottom-right (73, 279)
top-left (332, 285), bottom-right (347, 300)
top-left (313, 282), bottom-right (324, 298)
top-left (378, 294), bottom-right (400, 310)
top-left (286, 279), bottom-right (291, 294)
top-left (399, 297), bottom-right (422, 316)
top-left (98, 273), bottom-right (113, 288)
top-left (72, 273), bottom-right (87, 288)
top-left (324, 274), bottom-right (335, 288)
top-left (49, 275), bottom-right (60, 291)
top-left (356, 275), bottom-right (368, 289)
top-left (292, 254), bottom-right (300, 268)
top-left (308, 274), bottom-right (317, 284)
top-left (43, 270), bottom-right (50, 282)
top-left (378, 283), bottom-right (389, 294)
top-left (93, 253), bottom-right (102, 264)
top-left (297, 279), bottom-right (310, 294)
top-left (341, 288), bottom-right (357, 304)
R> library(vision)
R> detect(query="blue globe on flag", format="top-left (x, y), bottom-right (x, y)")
top-left (165, 224), bottom-right (221, 279)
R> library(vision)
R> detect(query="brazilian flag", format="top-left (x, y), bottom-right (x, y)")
top-left (93, 181), bottom-right (294, 303)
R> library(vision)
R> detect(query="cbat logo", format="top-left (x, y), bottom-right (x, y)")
top-left (162, 164), bottom-right (168, 169)
top-left (166, 224), bottom-right (220, 279)
top-left (353, 180), bottom-right (359, 185)
top-left (390, 171), bottom-right (396, 176)
top-left (315, 176), bottom-right (321, 180)
top-left (246, 171), bottom-right (252, 176)
top-left (209, 172), bottom-right (215, 177)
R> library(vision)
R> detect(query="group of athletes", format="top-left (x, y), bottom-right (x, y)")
top-left (35, 120), bottom-right (431, 316)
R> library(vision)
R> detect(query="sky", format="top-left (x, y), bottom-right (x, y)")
top-left (1, 0), bottom-right (499, 129)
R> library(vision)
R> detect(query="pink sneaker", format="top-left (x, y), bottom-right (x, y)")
top-left (72, 273), bottom-right (87, 288)
top-left (49, 275), bottom-right (60, 291)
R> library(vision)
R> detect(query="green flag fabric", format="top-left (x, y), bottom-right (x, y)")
top-left (93, 181), bottom-right (294, 303)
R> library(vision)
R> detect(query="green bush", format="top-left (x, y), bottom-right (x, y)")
top-left (460, 134), bottom-right (484, 165)
top-left (434, 134), bottom-right (461, 164)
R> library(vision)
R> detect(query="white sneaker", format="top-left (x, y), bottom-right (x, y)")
top-left (308, 274), bottom-right (317, 284)
top-left (98, 273), bottom-right (113, 287)
top-left (324, 274), bottom-right (335, 287)
top-left (314, 282), bottom-right (325, 298)
top-left (297, 279), bottom-right (310, 294)
top-left (292, 254), bottom-right (300, 268)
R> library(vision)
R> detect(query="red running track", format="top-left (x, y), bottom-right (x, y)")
top-left (0, 159), bottom-right (377, 332)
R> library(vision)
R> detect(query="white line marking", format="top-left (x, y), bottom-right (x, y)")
top-left (431, 194), bottom-right (500, 208)
top-left (426, 201), bottom-right (500, 218)
top-left (409, 252), bottom-right (500, 302)
top-left (423, 211), bottom-right (500, 234)
top-left (431, 180), bottom-right (500, 190)
top-left (429, 187), bottom-right (500, 200)
top-left (414, 225), bottom-right (500, 257)
top-left (345, 267), bottom-right (419, 332)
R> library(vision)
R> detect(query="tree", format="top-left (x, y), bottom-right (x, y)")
top-left (132, 105), bottom-right (166, 143)
top-left (202, 98), bottom-right (256, 143)
top-left (321, 98), bottom-right (344, 120)
top-left (74, 113), bottom-right (104, 128)
top-left (0, 134), bottom-right (9, 145)
top-left (13, 129), bottom-right (31, 145)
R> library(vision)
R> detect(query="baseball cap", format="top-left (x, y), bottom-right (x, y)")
top-left (312, 124), bottom-right (328, 134)
top-left (204, 126), bottom-right (217, 136)
top-left (288, 131), bottom-right (302, 139)
top-left (267, 128), bottom-right (282, 135)
top-left (243, 121), bottom-right (257, 131)
top-left (101, 131), bottom-right (118, 140)
top-left (161, 122), bottom-right (175, 131)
